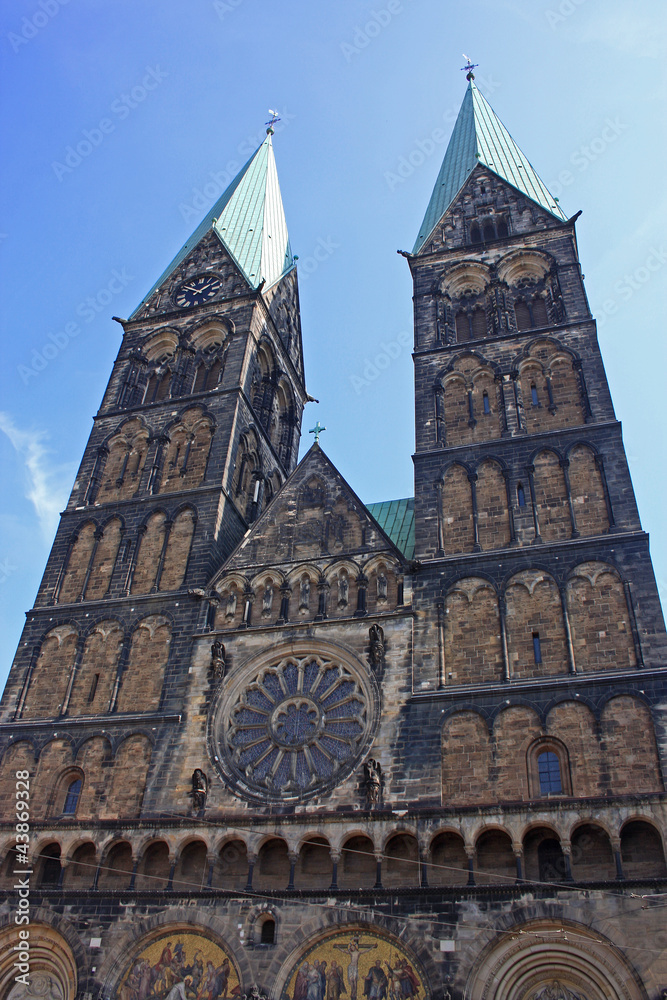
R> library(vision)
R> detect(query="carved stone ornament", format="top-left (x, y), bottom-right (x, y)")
top-left (208, 647), bottom-right (378, 803)
top-left (210, 639), bottom-right (226, 681)
top-left (191, 768), bottom-right (208, 812)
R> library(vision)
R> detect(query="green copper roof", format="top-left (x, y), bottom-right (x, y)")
top-left (413, 81), bottom-right (567, 254)
top-left (131, 133), bottom-right (293, 317)
top-left (366, 497), bottom-right (415, 560)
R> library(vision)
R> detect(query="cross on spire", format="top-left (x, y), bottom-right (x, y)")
top-left (461, 54), bottom-right (478, 81)
top-left (309, 421), bottom-right (326, 444)
top-left (265, 108), bottom-right (281, 135)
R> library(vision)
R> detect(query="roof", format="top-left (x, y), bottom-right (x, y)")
top-left (413, 80), bottom-right (567, 254)
top-left (366, 498), bottom-right (415, 560)
top-left (131, 132), bottom-right (293, 318)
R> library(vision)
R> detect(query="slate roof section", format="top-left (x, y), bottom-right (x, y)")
top-left (413, 81), bottom-right (567, 254)
top-left (366, 498), bottom-right (415, 560)
top-left (131, 133), bottom-right (293, 318)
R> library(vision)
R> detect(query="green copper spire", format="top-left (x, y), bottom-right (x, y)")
top-left (413, 81), bottom-right (566, 254)
top-left (131, 132), bottom-right (293, 317)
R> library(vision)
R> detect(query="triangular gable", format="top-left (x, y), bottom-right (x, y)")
top-left (213, 445), bottom-right (406, 583)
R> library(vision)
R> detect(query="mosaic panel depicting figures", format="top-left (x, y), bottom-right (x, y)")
top-left (282, 931), bottom-right (429, 1000)
top-left (117, 930), bottom-right (241, 1000)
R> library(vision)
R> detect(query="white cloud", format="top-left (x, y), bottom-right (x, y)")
top-left (0, 413), bottom-right (75, 541)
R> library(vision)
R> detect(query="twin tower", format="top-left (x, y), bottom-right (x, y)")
top-left (1, 79), bottom-right (666, 1000)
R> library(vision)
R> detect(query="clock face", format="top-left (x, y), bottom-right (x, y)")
top-left (174, 273), bottom-right (222, 308)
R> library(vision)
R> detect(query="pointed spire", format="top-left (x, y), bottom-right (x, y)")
top-left (413, 81), bottom-right (566, 254)
top-left (131, 131), bottom-right (293, 317)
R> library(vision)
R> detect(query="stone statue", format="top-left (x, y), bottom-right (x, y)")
top-left (363, 758), bottom-right (383, 809)
top-left (377, 572), bottom-right (388, 602)
top-left (225, 589), bottom-right (237, 619)
top-left (368, 623), bottom-right (385, 673)
top-left (262, 582), bottom-right (273, 617)
top-left (191, 769), bottom-right (208, 812)
top-left (338, 573), bottom-right (349, 608)
top-left (210, 640), bottom-right (226, 681)
top-left (299, 575), bottom-right (311, 610)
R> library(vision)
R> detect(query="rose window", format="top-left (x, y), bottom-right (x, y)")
top-left (214, 655), bottom-right (372, 801)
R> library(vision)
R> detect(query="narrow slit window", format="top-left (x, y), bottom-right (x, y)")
top-left (260, 918), bottom-right (276, 944)
top-left (537, 751), bottom-right (562, 795)
top-left (531, 384), bottom-right (539, 406)
top-left (532, 631), bottom-right (542, 664)
top-left (517, 483), bottom-right (526, 507)
top-left (482, 391), bottom-right (491, 414)
top-left (87, 674), bottom-right (99, 703)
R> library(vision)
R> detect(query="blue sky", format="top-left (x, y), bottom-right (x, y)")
top-left (1, 0), bottom-right (666, 689)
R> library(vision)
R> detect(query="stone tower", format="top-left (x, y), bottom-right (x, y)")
top-left (0, 82), bottom-right (666, 1000)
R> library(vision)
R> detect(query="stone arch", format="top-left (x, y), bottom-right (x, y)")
top-left (135, 839), bottom-right (170, 890)
top-left (257, 837), bottom-right (290, 890)
top-left (465, 917), bottom-right (646, 1000)
top-left (444, 578), bottom-right (502, 685)
top-left (531, 448), bottom-right (572, 541)
top-left (288, 564), bottom-right (320, 617)
top-left (429, 830), bottom-right (468, 886)
top-left (212, 838), bottom-right (248, 890)
top-left (63, 840), bottom-right (97, 889)
top-left (22, 625), bottom-right (78, 720)
top-left (0, 742), bottom-right (36, 823)
top-left (567, 443), bottom-right (609, 536)
top-left (85, 516), bottom-right (123, 601)
top-left (159, 506), bottom-right (196, 591)
top-left (116, 616), bottom-right (171, 713)
top-left (442, 373), bottom-right (470, 446)
top-left (295, 835), bottom-right (332, 890)
top-left (143, 327), bottom-right (179, 363)
top-left (189, 319), bottom-right (230, 353)
top-left (325, 559), bottom-right (360, 618)
top-left (232, 428), bottom-right (261, 519)
top-left (545, 700), bottom-right (603, 797)
top-left (364, 557), bottom-right (398, 613)
top-left (496, 249), bottom-right (552, 286)
top-left (105, 734), bottom-right (153, 819)
top-left (504, 569), bottom-right (568, 679)
top-left (384, 831), bottom-right (419, 888)
top-left (72, 735), bottom-right (110, 819)
top-left (159, 406), bottom-right (214, 493)
top-left (570, 822), bottom-right (616, 881)
top-left (131, 510), bottom-right (168, 594)
top-left (58, 522), bottom-right (97, 604)
top-left (492, 705), bottom-right (542, 801)
top-left (522, 826), bottom-right (567, 883)
top-left (0, 921), bottom-right (78, 1000)
top-left (441, 462), bottom-right (474, 553)
top-left (600, 696), bottom-right (662, 793)
top-left (97, 418), bottom-right (150, 503)
top-left (339, 834), bottom-right (376, 889)
top-left (97, 839), bottom-right (133, 890)
top-left (214, 574), bottom-right (250, 629)
top-left (620, 819), bottom-right (667, 878)
top-left (174, 839), bottom-right (208, 892)
top-left (474, 828), bottom-right (515, 886)
top-left (476, 458), bottom-right (510, 550)
top-left (566, 562), bottom-right (636, 672)
top-left (442, 710), bottom-right (491, 805)
top-left (67, 619), bottom-right (123, 716)
top-left (440, 260), bottom-right (491, 298)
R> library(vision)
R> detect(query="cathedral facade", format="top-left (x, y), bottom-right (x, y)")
top-left (1, 78), bottom-right (666, 1000)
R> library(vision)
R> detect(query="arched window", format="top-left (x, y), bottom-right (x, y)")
top-left (482, 221), bottom-right (495, 242)
top-left (63, 777), bottom-right (82, 815)
top-left (455, 311), bottom-right (469, 342)
top-left (471, 307), bottom-right (486, 339)
top-left (497, 218), bottom-right (508, 238)
top-left (39, 845), bottom-right (62, 886)
top-left (537, 750), bottom-right (562, 794)
top-left (260, 918), bottom-right (276, 944)
top-left (531, 384), bottom-right (539, 406)
top-left (470, 223), bottom-right (481, 244)
top-left (482, 391), bottom-right (490, 414)
top-left (515, 301), bottom-right (531, 330)
top-left (532, 297), bottom-right (548, 326)
top-left (517, 483), bottom-right (526, 507)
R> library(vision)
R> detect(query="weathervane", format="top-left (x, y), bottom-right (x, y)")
top-left (461, 54), bottom-right (478, 81)
top-left (265, 109), bottom-right (281, 134)
top-left (309, 421), bottom-right (326, 444)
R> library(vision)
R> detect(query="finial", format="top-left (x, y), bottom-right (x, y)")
top-left (309, 421), bottom-right (326, 444)
top-left (265, 108), bottom-right (281, 135)
top-left (461, 54), bottom-right (478, 82)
